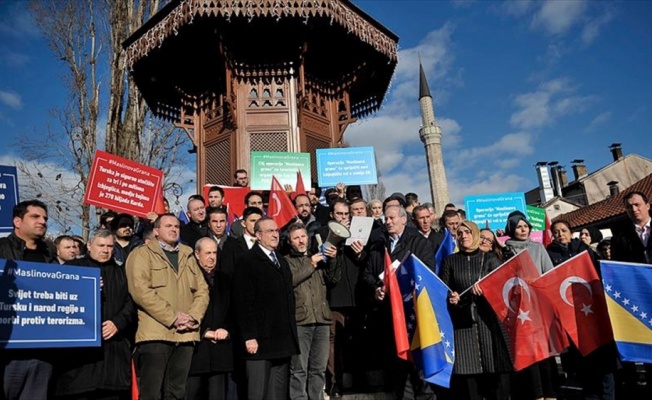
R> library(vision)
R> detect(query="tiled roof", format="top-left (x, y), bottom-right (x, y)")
top-left (554, 172), bottom-right (652, 228)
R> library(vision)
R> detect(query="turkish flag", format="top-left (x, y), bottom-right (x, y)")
top-left (153, 186), bottom-right (167, 215)
top-left (268, 175), bottom-right (298, 228)
top-left (532, 251), bottom-right (613, 356)
top-left (542, 212), bottom-right (553, 248)
top-left (384, 250), bottom-right (410, 360)
top-left (478, 250), bottom-right (567, 370)
top-left (296, 170), bottom-right (307, 195)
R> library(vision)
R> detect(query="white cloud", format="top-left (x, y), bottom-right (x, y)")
top-left (0, 4), bottom-right (40, 39)
top-left (585, 111), bottom-right (612, 132)
top-left (0, 90), bottom-right (22, 109)
top-left (0, 48), bottom-right (30, 67)
top-left (451, 132), bottom-right (536, 171)
top-left (510, 78), bottom-right (597, 130)
top-left (531, 0), bottom-right (588, 36)
top-left (499, 0), bottom-right (536, 18)
top-left (582, 10), bottom-right (614, 45)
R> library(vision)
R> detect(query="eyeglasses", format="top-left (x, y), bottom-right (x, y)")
top-left (480, 236), bottom-right (493, 243)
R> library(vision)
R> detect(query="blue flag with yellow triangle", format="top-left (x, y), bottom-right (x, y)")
top-left (402, 254), bottom-right (455, 388)
top-left (600, 260), bottom-right (652, 363)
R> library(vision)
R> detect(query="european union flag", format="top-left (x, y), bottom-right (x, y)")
top-left (434, 229), bottom-right (455, 275)
top-left (403, 254), bottom-right (455, 388)
top-left (600, 260), bottom-right (652, 363)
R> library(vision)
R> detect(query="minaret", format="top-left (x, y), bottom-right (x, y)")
top-left (418, 61), bottom-right (450, 214)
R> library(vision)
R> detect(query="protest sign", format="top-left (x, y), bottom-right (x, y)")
top-left (0, 259), bottom-right (101, 349)
top-left (0, 165), bottom-right (20, 234)
top-left (464, 192), bottom-right (526, 232)
top-left (316, 147), bottom-right (378, 187)
top-left (84, 150), bottom-right (164, 218)
top-left (250, 152), bottom-right (311, 190)
top-left (526, 205), bottom-right (546, 232)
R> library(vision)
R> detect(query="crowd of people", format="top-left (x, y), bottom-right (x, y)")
top-left (0, 167), bottom-right (650, 400)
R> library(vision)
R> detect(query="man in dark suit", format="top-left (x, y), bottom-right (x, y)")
top-left (232, 217), bottom-right (300, 400)
top-left (611, 190), bottom-right (652, 397)
top-left (217, 206), bottom-right (263, 399)
top-left (413, 204), bottom-right (443, 253)
top-left (363, 205), bottom-right (436, 400)
top-left (218, 207), bottom-right (263, 276)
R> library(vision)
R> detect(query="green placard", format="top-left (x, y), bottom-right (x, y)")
top-left (250, 151), bottom-right (311, 190)
top-left (526, 205), bottom-right (546, 232)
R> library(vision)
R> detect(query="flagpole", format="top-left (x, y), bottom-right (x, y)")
top-left (458, 249), bottom-right (530, 297)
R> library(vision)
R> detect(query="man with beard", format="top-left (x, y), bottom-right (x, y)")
top-left (110, 213), bottom-right (143, 266)
top-left (0, 200), bottom-right (55, 400)
top-left (233, 169), bottom-right (249, 187)
top-left (285, 223), bottom-right (339, 400)
top-left (309, 183), bottom-right (330, 226)
top-left (54, 229), bottom-right (136, 399)
top-left (208, 186), bottom-right (225, 209)
top-left (181, 197), bottom-right (209, 249)
top-left (322, 199), bottom-right (365, 398)
top-left (187, 238), bottom-right (233, 400)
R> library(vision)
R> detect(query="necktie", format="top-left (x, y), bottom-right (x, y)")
top-left (270, 252), bottom-right (280, 266)
top-left (637, 226), bottom-right (647, 246)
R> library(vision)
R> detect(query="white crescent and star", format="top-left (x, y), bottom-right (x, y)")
top-left (270, 193), bottom-right (282, 217)
top-left (502, 277), bottom-right (531, 313)
top-left (559, 276), bottom-right (592, 307)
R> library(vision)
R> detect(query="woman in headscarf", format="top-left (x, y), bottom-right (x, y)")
top-left (546, 220), bottom-right (617, 400)
top-left (578, 226), bottom-right (603, 252)
top-left (440, 220), bottom-right (512, 400)
top-left (502, 211), bottom-right (556, 400)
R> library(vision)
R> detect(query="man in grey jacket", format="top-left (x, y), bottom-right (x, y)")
top-left (285, 223), bottom-right (340, 400)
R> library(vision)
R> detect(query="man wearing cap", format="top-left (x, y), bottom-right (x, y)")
top-left (110, 213), bottom-right (143, 266)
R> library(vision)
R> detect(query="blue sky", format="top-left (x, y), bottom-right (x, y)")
top-left (1, 0), bottom-right (652, 207)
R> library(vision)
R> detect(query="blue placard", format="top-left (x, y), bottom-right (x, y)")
top-left (0, 259), bottom-right (101, 349)
top-left (0, 165), bottom-right (20, 234)
top-left (316, 147), bottom-right (378, 187)
top-left (464, 192), bottom-right (527, 233)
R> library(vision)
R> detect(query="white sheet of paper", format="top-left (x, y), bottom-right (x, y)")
top-left (378, 259), bottom-right (401, 281)
top-left (345, 216), bottom-right (374, 246)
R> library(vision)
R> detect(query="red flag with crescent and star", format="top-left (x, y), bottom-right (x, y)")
top-left (478, 250), bottom-right (568, 370)
top-left (532, 251), bottom-right (613, 356)
top-left (268, 175), bottom-right (298, 228)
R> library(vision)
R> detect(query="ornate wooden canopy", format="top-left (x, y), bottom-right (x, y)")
top-left (124, 0), bottom-right (398, 189)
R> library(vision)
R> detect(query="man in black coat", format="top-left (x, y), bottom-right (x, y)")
top-left (54, 229), bottom-right (135, 399)
top-left (0, 200), bottom-right (55, 400)
top-left (363, 205), bottom-right (436, 400)
top-left (218, 207), bottom-right (263, 276)
top-left (319, 199), bottom-right (366, 398)
top-left (187, 237), bottom-right (233, 400)
top-left (232, 217), bottom-right (300, 400)
top-left (180, 197), bottom-right (208, 249)
top-left (610, 190), bottom-right (652, 397)
top-left (413, 204), bottom-right (444, 254)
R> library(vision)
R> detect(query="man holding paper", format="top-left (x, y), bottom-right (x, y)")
top-left (363, 205), bottom-right (436, 399)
